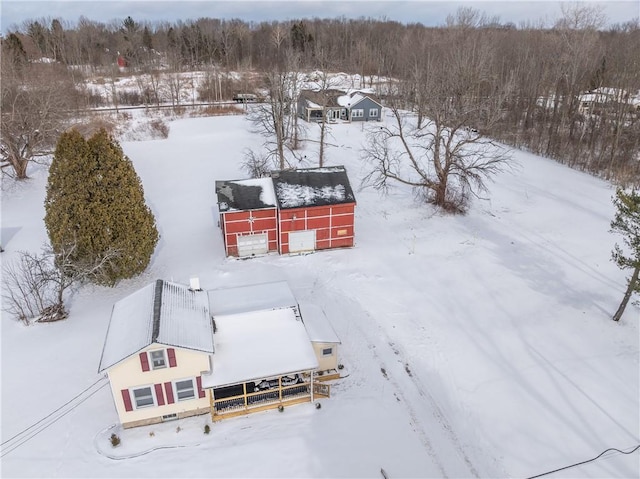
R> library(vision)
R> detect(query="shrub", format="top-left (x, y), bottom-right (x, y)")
top-left (149, 119), bottom-right (169, 138)
top-left (204, 424), bottom-right (210, 435)
top-left (315, 402), bottom-right (322, 409)
top-left (110, 433), bottom-right (120, 447)
top-left (278, 405), bottom-right (284, 412)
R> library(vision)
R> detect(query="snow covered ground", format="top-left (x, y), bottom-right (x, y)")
top-left (1, 111), bottom-right (638, 478)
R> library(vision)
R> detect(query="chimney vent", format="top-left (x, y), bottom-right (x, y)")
top-left (189, 277), bottom-right (201, 291)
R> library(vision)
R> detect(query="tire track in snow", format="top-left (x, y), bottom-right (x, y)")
top-left (299, 275), bottom-right (479, 478)
top-left (361, 307), bottom-right (481, 479)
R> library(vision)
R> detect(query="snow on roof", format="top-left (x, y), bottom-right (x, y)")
top-left (272, 166), bottom-right (356, 209)
top-left (98, 280), bottom-right (214, 372)
top-left (202, 308), bottom-right (318, 388)
top-left (299, 89), bottom-right (345, 109)
top-left (215, 178), bottom-right (276, 213)
top-left (209, 281), bottom-right (298, 316)
top-left (299, 303), bottom-right (340, 344)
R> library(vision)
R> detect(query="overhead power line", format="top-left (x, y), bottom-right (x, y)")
top-left (1, 376), bottom-right (109, 458)
top-left (527, 445), bottom-right (640, 479)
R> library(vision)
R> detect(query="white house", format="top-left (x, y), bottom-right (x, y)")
top-left (99, 280), bottom-right (339, 427)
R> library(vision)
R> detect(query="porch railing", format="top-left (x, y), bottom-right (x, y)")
top-left (213, 382), bottom-right (311, 415)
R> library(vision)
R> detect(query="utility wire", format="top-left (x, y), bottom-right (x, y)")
top-left (1, 377), bottom-right (109, 457)
top-left (1, 376), bottom-right (107, 446)
top-left (527, 445), bottom-right (640, 479)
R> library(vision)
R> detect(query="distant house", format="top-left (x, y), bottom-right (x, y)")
top-left (215, 166), bottom-right (357, 257)
top-left (297, 89), bottom-right (382, 123)
top-left (215, 178), bottom-right (278, 257)
top-left (99, 280), bottom-right (338, 427)
top-left (116, 55), bottom-right (128, 70)
top-left (577, 87), bottom-right (638, 114)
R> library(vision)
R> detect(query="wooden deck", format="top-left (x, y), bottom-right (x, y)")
top-left (210, 380), bottom-right (331, 421)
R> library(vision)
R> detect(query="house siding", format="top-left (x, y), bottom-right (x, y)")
top-left (312, 341), bottom-right (340, 372)
top-left (278, 203), bottom-right (356, 254)
top-left (107, 344), bottom-right (211, 427)
top-left (220, 208), bottom-right (278, 257)
top-left (350, 97), bottom-right (382, 122)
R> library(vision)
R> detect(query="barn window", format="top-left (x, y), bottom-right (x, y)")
top-left (322, 347), bottom-right (333, 356)
top-left (351, 109), bottom-right (363, 118)
top-left (369, 108), bottom-right (379, 117)
top-left (149, 350), bottom-right (167, 369)
top-left (175, 379), bottom-right (196, 401)
top-left (132, 386), bottom-right (155, 408)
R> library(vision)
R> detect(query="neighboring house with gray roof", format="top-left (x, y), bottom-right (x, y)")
top-left (297, 89), bottom-right (383, 122)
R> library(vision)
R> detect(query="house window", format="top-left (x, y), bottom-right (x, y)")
top-left (132, 386), bottom-right (155, 408)
top-left (369, 108), bottom-right (379, 117)
top-left (322, 347), bottom-right (333, 356)
top-left (352, 109), bottom-right (363, 118)
top-left (175, 379), bottom-right (195, 401)
top-left (150, 350), bottom-right (167, 369)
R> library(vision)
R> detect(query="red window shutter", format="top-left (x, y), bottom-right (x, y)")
top-left (154, 383), bottom-right (165, 406)
top-left (196, 376), bottom-right (206, 398)
top-left (164, 382), bottom-right (174, 404)
top-left (167, 348), bottom-right (177, 368)
top-left (121, 389), bottom-right (133, 412)
top-left (139, 352), bottom-right (150, 371)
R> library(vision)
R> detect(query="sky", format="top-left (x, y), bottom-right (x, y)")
top-left (1, 0), bottom-right (638, 33)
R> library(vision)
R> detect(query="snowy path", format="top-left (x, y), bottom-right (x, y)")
top-left (289, 262), bottom-right (490, 478)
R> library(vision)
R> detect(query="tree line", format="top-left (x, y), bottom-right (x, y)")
top-left (1, 5), bottom-right (639, 184)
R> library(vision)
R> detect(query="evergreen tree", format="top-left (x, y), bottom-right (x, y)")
top-left (610, 188), bottom-right (640, 321)
top-left (45, 129), bottom-right (159, 286)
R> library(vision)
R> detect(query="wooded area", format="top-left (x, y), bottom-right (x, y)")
top-left (2, 6), bottom-right (639, 184)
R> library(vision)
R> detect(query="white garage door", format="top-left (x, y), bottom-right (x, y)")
top-left (237, 233), bottom-right (268, 257)
top-left (288, 230), bottom-right (316, 253)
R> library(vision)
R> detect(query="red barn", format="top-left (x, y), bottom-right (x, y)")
top-left (272, 166), bottom-right (356, 254)
top-left (215, 178), bottom-right (278, 257)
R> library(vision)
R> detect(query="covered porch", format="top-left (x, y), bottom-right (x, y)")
top-left (202, 306), bottom-right (322, 420)
top-left (209, 372), bottom-right (329, 420)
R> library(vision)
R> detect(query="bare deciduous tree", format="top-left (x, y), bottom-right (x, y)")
top-left (364, 34), bottom-right (513, 213)
top-left (240, 148), bottom-right (272, 178)
top-left (248, 48), bottom-right (304, 170)
top-left (362, 106), bottom-right (511, 213)
top-left (0, 60), bottom-right (75, 179)
top-left (2, 242), bottom-right (121, 323)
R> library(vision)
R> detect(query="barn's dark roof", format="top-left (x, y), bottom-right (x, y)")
top-left (271, 166), bottom-right (356, 209)
top-left (215, 178), bottom-right (277, 213)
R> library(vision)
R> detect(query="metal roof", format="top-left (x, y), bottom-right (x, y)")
top-left (271, 166), bottom-right (356, 209)
top-left (98, 280), bottom-right (214, 372)
top-left (215, 178), bottom-right (277, 213)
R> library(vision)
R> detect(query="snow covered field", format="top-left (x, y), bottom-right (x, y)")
top-left (1, 111), bottom-right (638, 478)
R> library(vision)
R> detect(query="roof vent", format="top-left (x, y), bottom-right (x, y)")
top-left (189, 277), bottom-right (202, 291)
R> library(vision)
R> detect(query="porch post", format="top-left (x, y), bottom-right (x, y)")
top-left (209, 390), bottom-right (215, 421)
top-left (310, 370), bottom-right (314, 402)
top-left (243, 383), bottom-right (247, 409)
